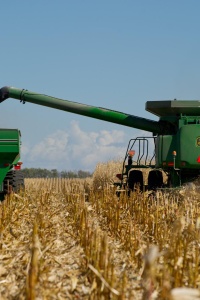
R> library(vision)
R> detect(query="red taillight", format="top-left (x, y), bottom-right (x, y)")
top-left (168, 162), bottom-right (174, 167)
top-left (197, 156), bottom-right (200, 163)
top-left (14, 162), bottom-right (23, 170)
top-left (116, 173), bottom-right (122, 180)
top-left (14, 165), bottom-right (21, 170)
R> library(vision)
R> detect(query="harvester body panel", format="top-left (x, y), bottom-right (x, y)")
top-left (156, 135), bottom-right (177, 168)
top-left (179, 125), bottom-right (200, 169)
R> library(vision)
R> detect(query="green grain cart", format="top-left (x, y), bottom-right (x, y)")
top-left (0, 86), bottom-right (200, 197)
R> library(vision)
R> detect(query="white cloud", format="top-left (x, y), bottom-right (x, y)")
top-left (21, 121), bottom-right (127, 171)
top-left (98, 130), bottom-right (125, 146)
top-left (29, 130), bottom-right (69, 161)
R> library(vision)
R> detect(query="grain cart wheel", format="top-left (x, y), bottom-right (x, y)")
top-left (12, 170), bottom-right (25, 193)
top-left (148, 170), bottom-right (163, 190)
top-left (128, 170), bottom-right (143, 192)
top-left (3, 170), bottom-right (24, 194)
top-left (3, 171), bottom-right (14, 194)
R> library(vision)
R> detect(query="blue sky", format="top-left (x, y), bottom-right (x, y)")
top-left (1, 1), bottom-right (200, 171)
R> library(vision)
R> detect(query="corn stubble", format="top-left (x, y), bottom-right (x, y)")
top-left (0, 162), bottom-right (200, 299)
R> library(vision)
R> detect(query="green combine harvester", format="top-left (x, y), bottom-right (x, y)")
top-left (0, 86), bottom-right (200, 197)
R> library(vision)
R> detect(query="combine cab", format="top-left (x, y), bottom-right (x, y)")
top-left (116, 100), bottom-right (200, 193)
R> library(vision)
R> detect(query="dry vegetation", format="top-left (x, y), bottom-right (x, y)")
top-left (0, 161), bottom-right (200, 299)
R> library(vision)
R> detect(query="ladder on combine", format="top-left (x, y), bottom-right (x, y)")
top-left (124, 136), bottom-right (156, 168)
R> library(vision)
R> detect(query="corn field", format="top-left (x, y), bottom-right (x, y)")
top-left (1, 162), bottom-right (200, 299)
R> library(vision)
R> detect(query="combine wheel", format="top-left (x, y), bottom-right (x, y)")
top-left (148, 170), bottom-right (163, 190)
top-left (128, 170), bottom-right (143, 192)
top-left (3, 170), bottom-right (24, 194)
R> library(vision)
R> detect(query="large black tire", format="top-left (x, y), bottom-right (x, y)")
top-left (3, 170), bottom-right (25, 194)
top-left (148, 170), bottom-right (163, 190)
top-left (128, 170), bottom-right (143, 192)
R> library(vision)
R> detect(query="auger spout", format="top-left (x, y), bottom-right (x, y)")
top-left (0, 86), bottom-right (175, 135)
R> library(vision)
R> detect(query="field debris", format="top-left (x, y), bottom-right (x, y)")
top-left (170, 287), bottom-right (200, 300)
top-left (0, 171), bottom-right (200, 299)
